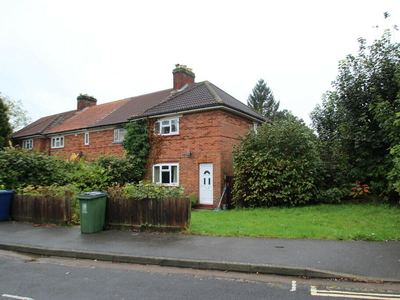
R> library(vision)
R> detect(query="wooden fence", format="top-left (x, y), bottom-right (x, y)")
top-left (11, 195), bottom-right (190, 231)
top-left (12, 195), bottom-right (71, 225)
top-left (106, 197), bottom-right (190, 232)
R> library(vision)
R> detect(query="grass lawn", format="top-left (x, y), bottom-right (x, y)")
top-left (188, 203), bottom-right (400, 241)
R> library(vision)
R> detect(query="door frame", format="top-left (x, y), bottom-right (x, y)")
top-left (199, 163), bottom-right (213, 205)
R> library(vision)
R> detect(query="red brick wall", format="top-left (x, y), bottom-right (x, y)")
top-left (24, 109), bottom-right (254, 207)
top-left (144, 109), bottom-right (253, 206)
top-left (36, 138), bottom-right (49, 153)
top-left (15, 138), bottom-right (49, 153)
top-left (48, 129), bottom-right (124, 160)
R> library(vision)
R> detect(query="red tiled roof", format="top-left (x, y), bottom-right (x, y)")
top-left (45, 99), bottom-right (129, 134)
top-left (11, 111), bottom-right (76, 138)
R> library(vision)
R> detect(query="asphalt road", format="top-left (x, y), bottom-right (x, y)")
top-left (1, 250), bottom-right (400, 300)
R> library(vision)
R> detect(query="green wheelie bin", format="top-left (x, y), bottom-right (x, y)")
top-left (77, 192), bottom-right (108, 233)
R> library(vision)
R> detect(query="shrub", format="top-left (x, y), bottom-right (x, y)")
top-left (106, 181), bottom-right (185, 199)
top-left (95, 152), bottom-right (139, 185)
top-left (16, 184), bottom-right (81, 197)
top-left (0, 146), bottom-right (68, 189)
top-left (188, 193), bottom-right (198, 208)
top-left (63, 159), bottom-right (111, 191)
top-left (233, 119), bottom-right (323, 207)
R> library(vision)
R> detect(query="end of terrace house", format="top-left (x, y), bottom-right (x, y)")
top-left (11, 64), bottom-right (265, 208)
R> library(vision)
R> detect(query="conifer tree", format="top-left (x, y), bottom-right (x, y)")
top-left (247, 79), bottom-right (280, 120)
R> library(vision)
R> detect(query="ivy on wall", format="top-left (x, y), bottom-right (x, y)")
top-left (123, 118), bottom-right (166, 182)
top-left (122, 119), bottom-right (150, 181)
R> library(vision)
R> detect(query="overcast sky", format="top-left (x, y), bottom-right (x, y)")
top-left (1, 0), bottom-right (399, 127)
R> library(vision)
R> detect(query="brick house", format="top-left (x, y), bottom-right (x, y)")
top-left (12, 65), bottom-right (265, 207)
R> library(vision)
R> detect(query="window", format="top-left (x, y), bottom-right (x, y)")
top-left (22, 139), bottom-right (33, 149)
top-left (155, 118), bottom-right (179, 135)
top-left (253, 122), bottom-right (259, 133)
top-left (114, 128), bottom-right (127, 142)
top-left (84, 132), bottom-right (90, 145)
top-left (153, 164), bottom-right (179, 186)
top-left (51, 136), bottom-right (64, 148)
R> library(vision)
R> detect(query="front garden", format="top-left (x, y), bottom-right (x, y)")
top-left (1, 142), bottom-right (399, 241)
top-left (190, 203), bottom-right (400, 241)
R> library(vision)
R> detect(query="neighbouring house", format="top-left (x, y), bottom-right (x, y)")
top-left (11, 65), bottom-right (265, 207)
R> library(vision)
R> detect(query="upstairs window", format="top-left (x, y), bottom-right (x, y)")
top-left (114, 128), bottom-right (127, 143)
top-left (153, 163), bottom-right (179, 186)
top-left (84, 132), bottom-right (90, 145)
top-left (51, 136), bottom-right (64, 148)
top-left (22, 139), bottom-right (33, 149)
top-left (155, 118), bottom-right (179, 135)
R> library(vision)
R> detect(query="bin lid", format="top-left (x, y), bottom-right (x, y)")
top-left (77, 191), bottom-right (108, 200)
top-left (0, 190), bottom-right (15, 194)
top-left (79, 192), bottom-right (107, 196)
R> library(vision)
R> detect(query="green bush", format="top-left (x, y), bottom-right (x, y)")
top-left (233, 119), bottom-right (323, 207)
top-left (95, 152), bottom-right (139, 185)
top-left (387, 144), bottom-right (400, 204)
top-left (16, 184), bottom-right (81, 197)
top-left (188, 193), bottom-right (198, 208)
top-left (63, 159), bottom-right (111, 191)
top-left (106, 181), bottom-right (185, 199)
top-left (0, 146), bottom-right (68, 189)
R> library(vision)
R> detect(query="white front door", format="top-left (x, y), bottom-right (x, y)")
top-left (199, 163), bottom-right (213, 205)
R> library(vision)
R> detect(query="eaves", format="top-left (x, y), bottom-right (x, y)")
top-left (43, 122), bottom-right (129, 137)
top-left (131, 103), bottom-right (266, 123)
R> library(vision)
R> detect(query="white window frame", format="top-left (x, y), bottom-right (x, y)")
top-left (253, 122), bottom-right (259, 133)
top-left (22, 139), bottom-right (33, 149)
top-left (155, 117), bottom-right (179, 135)
top-left (51, 136), bottom-right (64, 148)
top-left (114, 128), bottom-right (127, 143)
top-left (153, 163), bottom-right (179, 186)
top-left (84, 132), bottom-right (90, 145)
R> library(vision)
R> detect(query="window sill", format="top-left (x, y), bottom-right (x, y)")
top-left (158, 133), bottom-right (180, 137)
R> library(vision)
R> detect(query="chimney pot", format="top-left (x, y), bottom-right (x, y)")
top-left (77, 94), bottom-right (97, 111)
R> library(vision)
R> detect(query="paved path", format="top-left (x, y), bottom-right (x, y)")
top-left (0, 222), bottom-right (399, 282)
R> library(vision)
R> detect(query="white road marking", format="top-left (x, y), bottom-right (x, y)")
top-left (311, 286), bottom-right (400, 299)
top-left (2, 294), bottom-right (34, 300)
top-left (290, 280), bottom-right (297, 292)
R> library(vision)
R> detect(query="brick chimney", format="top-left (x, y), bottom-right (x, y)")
top-left (77, 94), bottom-right (97, 111)
top-left (173, 64), bottom-right (195, 90)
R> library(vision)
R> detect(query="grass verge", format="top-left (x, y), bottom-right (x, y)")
top-left (189, 203), bottom-right (400, 241)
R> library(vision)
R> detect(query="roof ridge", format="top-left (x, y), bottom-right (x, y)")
top-left (42, 112), bottom-right (75, 134)
top-left (204, 81), bottom-right (223, 103)
top-left (90, 98), bottom-right (131, 126)
top-left (209, 83), bottom-right (266, 121)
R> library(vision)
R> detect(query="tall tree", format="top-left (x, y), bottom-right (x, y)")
top-left (311, 30), bottom-right (400, 200)
top-left (247, 79), bottom-right (280, 120)
top-left (1, 94), bottom-right (31, 132)
top-left (0, 96), bottom-right (12, 148)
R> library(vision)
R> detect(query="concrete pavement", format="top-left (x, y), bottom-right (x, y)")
top-left (0, 222), bottom-right (399, 282)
